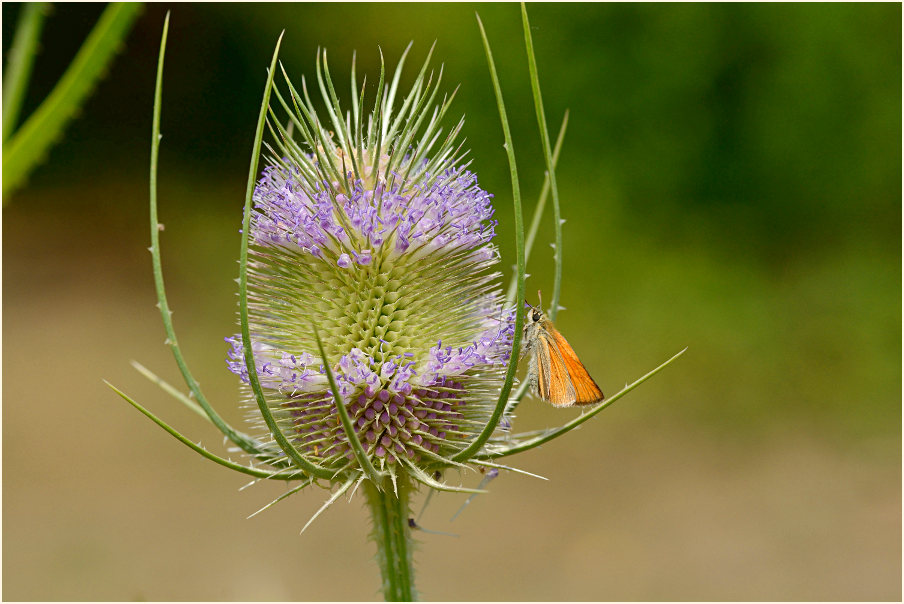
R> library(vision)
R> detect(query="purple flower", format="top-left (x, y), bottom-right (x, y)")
top-left (225, 54), bottom-right (514, 473)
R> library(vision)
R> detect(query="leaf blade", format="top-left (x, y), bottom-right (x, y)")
top-left (3, 2), bottom-right (142, 197)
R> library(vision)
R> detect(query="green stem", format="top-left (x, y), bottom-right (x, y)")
top-left (365, 477), bottom-right (417, 601)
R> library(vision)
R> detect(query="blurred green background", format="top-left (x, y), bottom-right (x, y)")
top-left (3, 3), bottom-right (900, 600)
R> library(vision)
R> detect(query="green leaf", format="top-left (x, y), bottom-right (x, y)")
top-left (2, 2), bottom-right (49, 143)
top-left (3, 2), bottom-right (142, 198)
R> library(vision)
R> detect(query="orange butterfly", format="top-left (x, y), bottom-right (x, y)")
top-left (522, 296), bottom-right (604, 407)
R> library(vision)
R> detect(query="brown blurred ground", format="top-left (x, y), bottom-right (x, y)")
top-left (2, 181), bottom-right (899, 601)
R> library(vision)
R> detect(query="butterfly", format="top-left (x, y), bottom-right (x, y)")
top-left (522, 295), bottom-right (604, 407)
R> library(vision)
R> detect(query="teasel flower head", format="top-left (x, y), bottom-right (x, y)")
top-left (222, 46), bottom-right (521, 490)
top-left (116, 23), bottom-right (683, 513)
top-left (111, 15), bottom-right (685, 600)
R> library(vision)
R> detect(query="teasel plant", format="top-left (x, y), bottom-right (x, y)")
top-left (108, 5), bottom-right (685, 601)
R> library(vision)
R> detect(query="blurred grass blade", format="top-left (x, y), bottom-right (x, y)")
top-left (452, 13), bottom-right (526, 463)
top-left (2, 2), bottom-right (49, 143)
top-left (521, 2), bottom-right (564, 320)
top-left (3, 2), bottom-right (142, 198)
top-left (105, 381), bottom-right (301, 481)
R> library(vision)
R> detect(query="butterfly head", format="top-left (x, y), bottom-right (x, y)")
top-left (523, 296), bottom-right (545, 327)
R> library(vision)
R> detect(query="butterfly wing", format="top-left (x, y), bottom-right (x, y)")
top-left (537, 329), bottom-right (578, 406)
top-left (528, 339), bottom-right (546, 401)
top-left (546, 324), bottom-right (604, 405)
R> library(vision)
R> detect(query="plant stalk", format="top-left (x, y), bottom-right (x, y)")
top-left (365, 478), bottom-right (417, 601)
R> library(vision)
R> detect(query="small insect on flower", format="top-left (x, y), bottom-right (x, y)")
top-left (522, 292), bottom-right (604, 407)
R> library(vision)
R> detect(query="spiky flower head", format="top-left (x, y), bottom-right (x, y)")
top-left (225, 47), bottom-right (515, 486)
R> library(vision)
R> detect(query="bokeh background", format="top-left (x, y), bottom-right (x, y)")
top-left (3, 3), bottom-right (900, 601)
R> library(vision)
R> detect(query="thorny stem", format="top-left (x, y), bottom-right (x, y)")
top-left (365, 476), bottom-right (417, 601)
